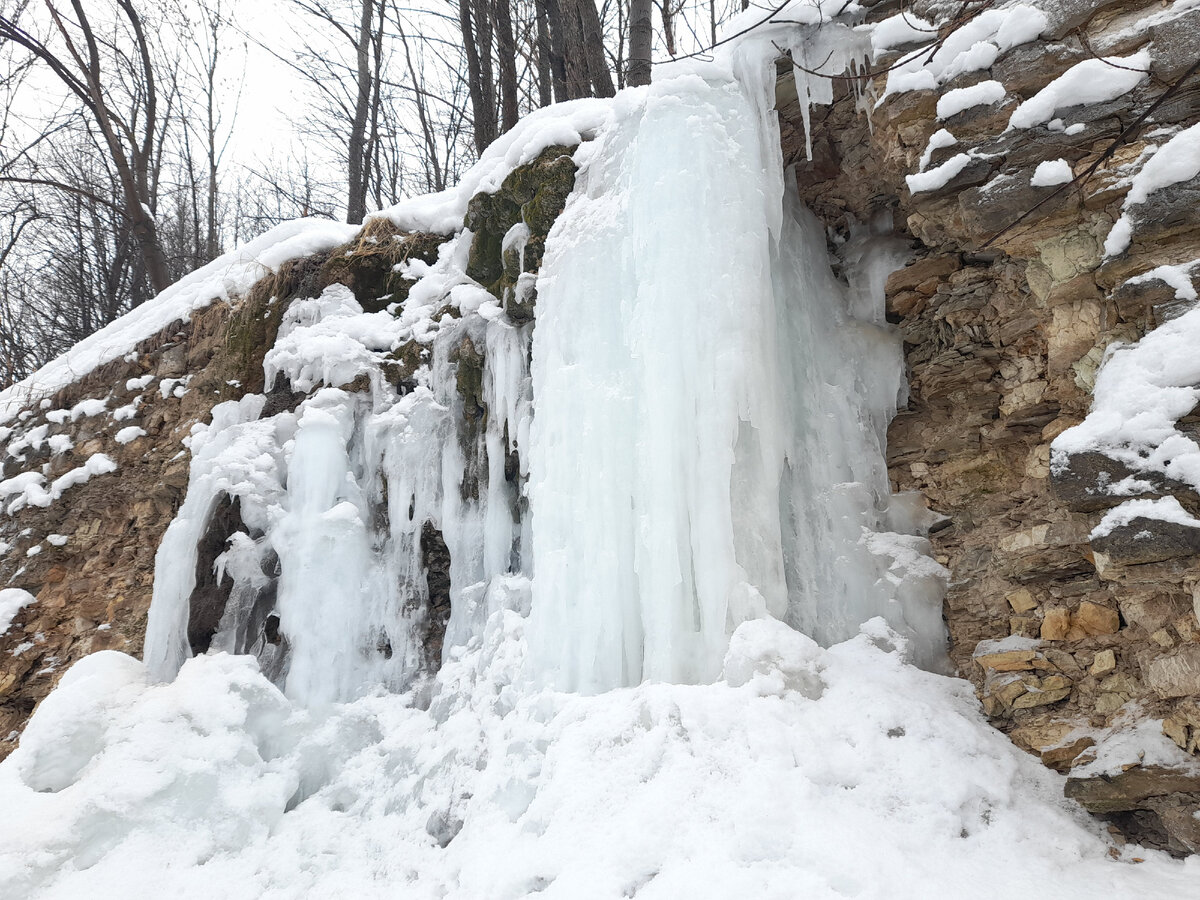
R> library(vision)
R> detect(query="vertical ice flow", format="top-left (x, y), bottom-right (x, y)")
top-left (526, 58), bottom-right (946, 692)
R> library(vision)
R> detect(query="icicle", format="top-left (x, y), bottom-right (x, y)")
top-left (143, 394), bottom-right (284, 682)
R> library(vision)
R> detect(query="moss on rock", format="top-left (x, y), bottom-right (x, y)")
top-left (463, 144), bottom-right (578, 321)
top-left (317, 220), bottom-right (445, 313)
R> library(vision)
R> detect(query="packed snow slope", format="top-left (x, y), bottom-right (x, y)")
top-left (1, 2), bottom-right (1198, 897)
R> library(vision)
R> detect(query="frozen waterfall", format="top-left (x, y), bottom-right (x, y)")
top-left (143, 28), bottom-right (947, 707)
top-left (526, 69), bottom-right (946, 692)
top-left (12, 10), bottom-right (1198, 897)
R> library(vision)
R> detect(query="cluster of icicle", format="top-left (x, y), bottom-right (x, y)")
top-left (144, 10), bottom-right (949, 707)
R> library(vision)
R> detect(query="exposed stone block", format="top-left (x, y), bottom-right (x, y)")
top-left (1091, 516), bottom-right (1200, 567)
top-left (1074, 600), bottom-right (1120, 636)
top-left (1065, 766), bottom-right (1200, 814)
top-left (1146, 645), bottom-right (1200, 699)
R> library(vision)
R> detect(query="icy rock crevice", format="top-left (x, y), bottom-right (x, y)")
top-left (144, 261), bottom-right (537, 705)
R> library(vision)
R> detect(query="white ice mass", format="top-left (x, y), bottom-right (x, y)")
top-left (1, 3), bottom-right (1196, 897)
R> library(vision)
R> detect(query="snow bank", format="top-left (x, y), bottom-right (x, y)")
top-left (907, 152), bottom-right (973, 193)
top-left (1, 619), bottom-right (1194, 898)
top-left (1091, 496), bottom-right (1200, 539)
top-left (374, 100), bottom-right (612, 235)
top-left (0, 219), bottom-right (357, 426)
top-left (867, 11), bottom-right (936, 59)
top-left (1122, 260), bottom-right (1200, 303)
top-left (918, 128), bottom-right (958, 172)
top-left (0, 452), bottom-right (118, 516)
top-left (882, 5), bottom-right (1047, 99)
top-left (937, 80), bottom-right (1005, 120)
top-left (1105, 123), bottom-right (1200, 256)
top-left (114, 426), bottom-right (146, 445)
top-left (49, 453), bottom-right (117, 498)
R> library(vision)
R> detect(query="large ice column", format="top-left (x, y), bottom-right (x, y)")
top-left (526, 58), bottom-right (946, 693)
top-left (771, 199), bottom-right (948, 670)
top-left (270, 390), bottom-right (379, 705)
top-left (526, 71), bottom-right (792, 693)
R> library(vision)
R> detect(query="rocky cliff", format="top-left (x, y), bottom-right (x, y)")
top-left (778, 0), bottom-right (1200, 855)
top-left (1, 0), bottom-right (1199, 858)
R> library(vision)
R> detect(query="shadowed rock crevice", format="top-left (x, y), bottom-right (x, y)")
top-left (187, 494), bottom-right (245, 655)
top-left (420, 522), bottom-right (452, 673)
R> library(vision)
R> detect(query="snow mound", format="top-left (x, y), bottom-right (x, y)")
top-left (0, 588), bottom-right (35, 635)
top-left (937, 80), bottom-right (1005, 120)
top-left (1091, 496), bottom-right (1200, 540)
top-left (1052, 306), bottom-right (1200, 491)
top-left (1031, 158), bottom-right (1073, 187)
top-left (1, 621), bottom-right (1194, 898)
top-left (1105, 123), bottom-right (1200, 256)
top-left (1008, 50), bottom-right (1150, 130)
top-left (882, 5), bottom-right (1047, 99)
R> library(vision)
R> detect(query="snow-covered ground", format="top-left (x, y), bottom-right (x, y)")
top-left (4, 618), bottom-right (1196, 899)
top-left (2, 2), bottom-right (1198, 896)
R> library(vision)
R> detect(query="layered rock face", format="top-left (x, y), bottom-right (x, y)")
top-left (778, 0), bottom-right (1200, 855)
top-left (0, 299), bottom-right (262, 752)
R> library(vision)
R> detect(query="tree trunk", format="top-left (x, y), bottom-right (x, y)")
top-left (459, 0), bottom-right (488, 155)
top-left (474, 0), bottom-right (497, 144)
top-left (543, 0), bottom-right (570, 103)
top-left (627, 0), bottom-right (652, 87)
top-left (534, 0), bottom-right (554, 106)
top-left (494, 0), bottom-right (519, 131)
top-left (558, 0), bottom-right (590, 99)
top-left (660, 0), bottom-right (677, 58)
top-left (576, 0), bottom-right (615, 97)
top-left (345, 0), bottom-right (375, 224)
top-left (460, 0), bottom-right (499, 153)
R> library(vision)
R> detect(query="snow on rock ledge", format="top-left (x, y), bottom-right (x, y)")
top-left (0, 219), bottom-right (357, 427)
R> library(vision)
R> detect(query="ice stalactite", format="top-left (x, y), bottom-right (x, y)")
top-left (144, 270), bottom-right (535, 705)
top-left (523, 29), bottom-right (947, 692)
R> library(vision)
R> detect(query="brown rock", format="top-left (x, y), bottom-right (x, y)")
top-left (885, 255), bottom-right (960, 295)
top-left (1041, 607), bottom-right (1072, 641)
top-left (1066, 766), bottom-right (1200, 814)
top-left (1075, 601), bottom-right (1119, 636)
top-left (993, 676), bottom-right (1032, 709)
top-left (1090, 649), bottom-right (1117, 676)
top-left (975, 649), bottom-right (1037, 672)
top-left (1042, 737), bottom-right (1096, 772)
top-left (1012, 674), bottom-right (1073, 709)
top-left (1006, 588), bottom-right (1038, 613)
top-left (1146, 645), bottom-right (1200, 699)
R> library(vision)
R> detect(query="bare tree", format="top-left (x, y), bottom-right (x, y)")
top-left (495, 0), bottom-right (519, 131)
top-left (346, 0), bottom-right (378, 224)
top-left (182, 0), bottom-right (241, 260)
top-left (0, 1), bottom-right (174, 294)
top-left (627, 0), bottom-right (651, 86)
